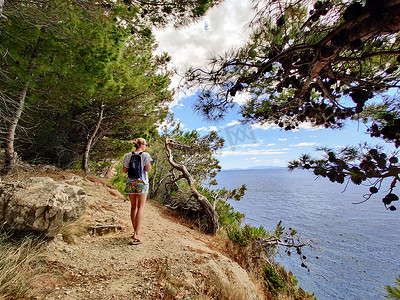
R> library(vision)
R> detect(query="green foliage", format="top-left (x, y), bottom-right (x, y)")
top-left (274, 220), bottom-right (285, 238)
top-left (263, 263), bottom-right (316, 299)
top-left (289, 145), bottom-right (400, 210)
top-left (1, 0), bottom-right (173, 168)
top-left (148, 122), bottom-right (224, 203)
top-left (385, 275), bottom-right (400, 299)
top-left (189, 0), bottom-right (400, 125)
top-left (215, 193), bottom-right (245, 227)
top-left (136, 0), bottom-right (222, 28)
top-left (197, 183), bottom-right (247, 227)
top-left (263, 263), bottom-right (285, 296)
top-left (227, 224), bottom-right (267, 247)
top-left (92, 138), bottom-right (134, 162)
top-left (1, 0), bottom-right (220, 170)
top-left (110, 161), bottom-right (129, 195)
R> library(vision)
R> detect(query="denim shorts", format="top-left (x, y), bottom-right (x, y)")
top-left (124, 179), bottom-right (149, 195)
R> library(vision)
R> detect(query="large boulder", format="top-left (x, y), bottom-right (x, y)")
top-left (0, 177), bottom-right (87, 238)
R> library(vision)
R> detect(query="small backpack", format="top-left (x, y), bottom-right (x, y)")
top-left (128, 152), bottom-right (142, 179)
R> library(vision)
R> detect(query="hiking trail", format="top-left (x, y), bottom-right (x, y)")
top-left (37, 172), bottom-right (260, 299)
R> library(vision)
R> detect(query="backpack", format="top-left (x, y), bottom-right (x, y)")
top-left (128, 152), bottom-right (142, 179)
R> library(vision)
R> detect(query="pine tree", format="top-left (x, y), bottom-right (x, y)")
top-left (1, 0), bottom-right (220, 172)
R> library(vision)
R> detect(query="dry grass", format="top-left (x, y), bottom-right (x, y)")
top-left (0, 232), bottom-right (47, 299)
top-left (202, 273), bottom-right (250, 300)
top-left (60, 215), bottom-right (92, 244)
top-left (153, 255), bottom-right (260, 300)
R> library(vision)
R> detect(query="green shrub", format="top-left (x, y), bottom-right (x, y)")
top-left (227, 224), bottom-right (267, 247)
top-left (215, 199), bottom-right (245, 228)
top-left (385, 275), bottom-right (400, 299)
top-left (263, 263), bottom-right (285, 296)
top-left (109, 161), bottom-right (127, 194)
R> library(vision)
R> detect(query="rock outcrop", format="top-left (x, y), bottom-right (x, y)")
top-left (0, 177), bottom-right (87, 237)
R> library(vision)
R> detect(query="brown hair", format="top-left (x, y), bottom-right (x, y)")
top-left (133, 138), bottom-right (146, 150)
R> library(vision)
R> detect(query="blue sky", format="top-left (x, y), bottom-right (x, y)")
top-left (155, 0), bottom-right (395, 170)
top-left (171, 94), bottom-right (391, 169)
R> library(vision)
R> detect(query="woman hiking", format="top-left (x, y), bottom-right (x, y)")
top-left (122, 138), bottom-right (152, 244)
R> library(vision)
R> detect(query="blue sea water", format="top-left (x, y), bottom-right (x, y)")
top-left (215, 169), bottom-right (399, 300)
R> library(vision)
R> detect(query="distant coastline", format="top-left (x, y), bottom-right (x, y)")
top-left (222, 166), bottom-right (286, 171)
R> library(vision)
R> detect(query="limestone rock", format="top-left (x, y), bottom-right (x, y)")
top-left (0, 177), bottom-right (87, 238)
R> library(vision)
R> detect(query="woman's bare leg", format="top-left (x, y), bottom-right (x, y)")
top-left (132, 194), bottom-right (147, 242)
top-left (129, 194), bottom-right (138, 235)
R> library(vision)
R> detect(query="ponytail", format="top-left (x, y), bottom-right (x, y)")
top-left (133, 138), bottom-right (146, 150)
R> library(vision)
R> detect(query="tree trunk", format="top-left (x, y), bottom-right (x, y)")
top-left (0, 0), bottom-right (4, 16)
top-left (149, 150), bottom-right (169, 199)
top-left (82, 102), bottom-right (104, 172)
top-left (149, 154), bottom-right (158, 198)
top-left (165, 138), bottom-right (220, 234)
top-left (3, 81), bottom-right (29, 174)
top-left (2, 29), bottom-right (44, 174)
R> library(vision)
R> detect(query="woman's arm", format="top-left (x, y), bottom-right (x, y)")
top-left (123, 165), bottom-right (128, 173)
top-left (145, 163), bottom-right (151, 173)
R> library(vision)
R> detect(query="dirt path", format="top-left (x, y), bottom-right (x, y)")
top-left (40, 175), bottom-right (261, 300)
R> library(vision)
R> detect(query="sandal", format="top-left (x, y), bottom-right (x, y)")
top-left (129, 237), bottom-right (142, 245)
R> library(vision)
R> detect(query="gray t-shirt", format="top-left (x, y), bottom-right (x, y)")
top-left (122, 151), bottom-right (152, 184)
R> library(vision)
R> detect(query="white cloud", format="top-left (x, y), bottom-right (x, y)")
top-left (251, 122), bottom-right (277, 130)
top-left (197, 126), bottom-right (208, 132)
top-left (296, 123), bottom-right (324, 131)
top-left (251, 121), bottom-right (324, 132)
top-left (236, 142), bottom-right (263, 148)
top-left (210, 126), bottom-right (218, 131)
top-left (226, 120), bottom-right (242, 127)
top-left (278, 138), bottom-right (287, 141)
top-left (290, 142), bottom-right (319, 147)
top-left (266, 143), bottom-right (276, 146)
top-left (216, 148), bottom-right (289, 157)
top-left (154, 0), bottom-right (255, 105)
top-left (232, 91), bottom-right (252, 105)
top-left (197, 125), bottom-right (219, 132)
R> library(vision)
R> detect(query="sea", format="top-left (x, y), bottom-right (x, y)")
top-left (215, 168), bottom-right (399, 300)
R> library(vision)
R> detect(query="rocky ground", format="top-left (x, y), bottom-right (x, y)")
top-left (22, 170), bottom-right (264, 300)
